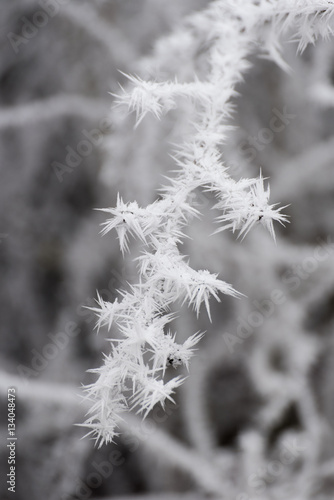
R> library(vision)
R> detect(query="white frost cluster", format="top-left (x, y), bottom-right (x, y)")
top-left (83, 0), bottom-right (334, 446)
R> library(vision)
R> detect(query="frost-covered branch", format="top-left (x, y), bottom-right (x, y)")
top-left (83, 0), bottom-right (334, 446)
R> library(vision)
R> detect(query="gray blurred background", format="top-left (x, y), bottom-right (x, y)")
top-left (1, 1), bottom-right (334, 499)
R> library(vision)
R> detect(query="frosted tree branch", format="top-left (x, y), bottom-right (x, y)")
top-left (83, 0), bottom-right (334, 447)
